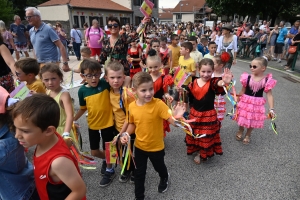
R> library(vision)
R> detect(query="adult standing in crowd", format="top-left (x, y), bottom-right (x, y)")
top-left (83, 22), bottom-right (89, 46)
top-left (0, 34), bottom-right (16, 92)
top-left (100, 16), bottom-right (134, 76)
top-left (125, 23), bottom-right (131, 35)
top-left (274, 21), bottom-right (288, 63)
top-left (10, 15), bottom-right (29, 60)
top-left (0, 20), bottom-right (16, 54)
top-left (182, 22), bottom-right (194, 37)
top-left (267, 25), bottom-right (279, 59)
top-left (25, 7), bottom-right (69, 71)
top-left (55, 22), bottom-right (69, 61)
top-left (85, 19), bottom-right (104, 61)
top-left (284, 26), bottom-right (300, 71)
top-left (216, 24), bottom-right (237, 69)
top-left (70, 24), bottom-right (83, 61)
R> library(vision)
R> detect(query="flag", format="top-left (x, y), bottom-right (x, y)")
top-left (140, 0), bottom-right (154, 17)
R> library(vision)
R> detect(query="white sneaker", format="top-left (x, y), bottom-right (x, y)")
top-left (277, 59), bottom-right (281, 63)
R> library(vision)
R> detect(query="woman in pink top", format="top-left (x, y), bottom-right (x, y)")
top-left (85, 19), bottom-right (104, 61)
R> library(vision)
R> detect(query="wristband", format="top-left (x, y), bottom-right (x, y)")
top-left (121, 132), bottom-right (129, 137)
top-left (62, 132), bottom-right (70, 137)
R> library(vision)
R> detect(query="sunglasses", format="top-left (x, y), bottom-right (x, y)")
top-left (249, 65), bottom-right (258, 69)
top-left (107, 23), bottom-right (119, 28)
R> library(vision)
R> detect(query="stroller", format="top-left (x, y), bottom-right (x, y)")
top-left (67, 39), bottom-right (75, 55)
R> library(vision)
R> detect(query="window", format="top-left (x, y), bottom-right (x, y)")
top-left (133, 0), bottom-right (141, 6)
top-left (120, 17), bottom-right (130, 25)
top-left (135, 16), bottom-right (143, 26)
top-left (149, 0), bottom-right (157, 8)
top-left (73, 16), bottom-right (79, 26)
top-left (176, 14), bottom-right (182, 19)
top-left (80, 16), bottom-right (85, 28)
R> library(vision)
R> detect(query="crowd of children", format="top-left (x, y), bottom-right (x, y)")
top-left (0, 30), bottom-right (277, 199)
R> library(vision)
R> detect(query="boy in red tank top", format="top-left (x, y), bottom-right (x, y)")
top-left (13, 94), bottom-right (86, 200)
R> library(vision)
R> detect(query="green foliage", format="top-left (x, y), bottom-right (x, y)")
top-left (0, 0), bottom-right (15, 24)
top-left (206, 0), bottom-right (300, 22)
top-left (10, 0), bottom-right (48, 20)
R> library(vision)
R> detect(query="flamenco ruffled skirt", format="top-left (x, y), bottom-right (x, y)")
top-left (185, 108), bottom-right (223, 160)
top-left (236, 94), bottom-right (267, 128)
top-left (214, 95), bottom-right (226, 121)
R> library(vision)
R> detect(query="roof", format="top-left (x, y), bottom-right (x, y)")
top-left (38, 0), bottom-right (132, 12)
top-left (159, 12), bottom-right (173, 19)
top-left (172, 0), bottom-right (207, 13)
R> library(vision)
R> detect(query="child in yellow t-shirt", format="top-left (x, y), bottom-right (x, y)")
top-left (105, 61), bottom-right (135, 183)
top-left (168, 34), bottom-right (180, 69)
top-left (174, 42), bottom-right (196, 103)
top-left (15, 58), bottom-right (46, 93)
top-left (120, 72), bottom-right (186, 200)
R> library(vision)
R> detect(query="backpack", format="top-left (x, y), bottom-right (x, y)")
top-left (87, 27), bottom-right (102, 40)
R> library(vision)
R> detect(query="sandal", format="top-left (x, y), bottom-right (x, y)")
top-left (284, 66), bottom-right (290, 70)
top-left (243, 136), bottom-right (250, 145)
top-left (235, 130), bottom-right (243, 141)
top-left (193, 155), bottom-right (201, 164)
top-left (285, 67), bottom-right (291, 71)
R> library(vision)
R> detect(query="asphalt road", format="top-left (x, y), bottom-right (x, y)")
top-left (57, 60), bottom-right (298, 200)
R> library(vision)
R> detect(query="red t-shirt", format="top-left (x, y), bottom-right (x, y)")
top-left (34, 133), bottom-right (86, 200)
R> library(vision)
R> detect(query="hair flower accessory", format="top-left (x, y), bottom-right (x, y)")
top-left (221, 52), bottom-right (231, 63)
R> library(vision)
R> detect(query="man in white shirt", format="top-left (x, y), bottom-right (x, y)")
top-left (241, 26), bottom-right (254, 38)
top-left (259, 20), bottom-right (267, 31)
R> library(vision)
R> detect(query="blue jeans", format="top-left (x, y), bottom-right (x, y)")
top-left (72, 42), bottom-right (81, 59)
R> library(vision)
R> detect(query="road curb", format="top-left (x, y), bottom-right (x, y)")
top-left (237, 59), bottom-right (300, 82)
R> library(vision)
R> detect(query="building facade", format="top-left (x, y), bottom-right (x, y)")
top-left (37, 0), bottom-right (133, 36)
top-left (111, 0), bottom-right (159, 25)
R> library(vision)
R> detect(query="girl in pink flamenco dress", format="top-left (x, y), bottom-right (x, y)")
top-left (235, 57), bottom-right (277, 144)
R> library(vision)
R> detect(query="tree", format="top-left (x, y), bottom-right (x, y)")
top-left (206, 0), bottom-right (300, 26)
top-left (0, 0), bottom-right (15, 24)
top-left (10, 0), bottom-right (47, 20)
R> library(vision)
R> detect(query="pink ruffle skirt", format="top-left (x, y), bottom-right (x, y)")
top-left (236, 94), bottom-right (266, 128)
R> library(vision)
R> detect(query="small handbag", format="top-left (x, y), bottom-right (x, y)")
top-left (288, 45), bottom-right (297, 54)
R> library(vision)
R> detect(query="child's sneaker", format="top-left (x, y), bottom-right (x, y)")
top-left (119, 171), bottom-right (131, 183)
top-left (158, 173), bottom-right (169, 193)
top-left (99, 171), bottom-right (115, 187)
top-left (130, 175), bottom-right (135, 184)
top-left (277, 59), bottom-right (281, 63)
top-left (101, 160), bottom-right (107, 176)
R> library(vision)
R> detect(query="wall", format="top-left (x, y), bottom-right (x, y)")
top-left (110, 0), bottom-right (131, 10)
top-left (70, 9), bottom-right (132, 28)
top-left (38, 5), bottom-right (69, 21)
top-left (173, 15), bottom-right (177, 23)
top-left (182, 13), bottom-right (194, 23)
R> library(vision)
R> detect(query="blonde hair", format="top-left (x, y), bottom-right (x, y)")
top-left (0, 21), bottom-right (6, 32)
top-left (105, 61), bottom-right (124, 75)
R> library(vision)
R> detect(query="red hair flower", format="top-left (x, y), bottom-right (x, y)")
top-left (221, 52), bottom-right (231, 63)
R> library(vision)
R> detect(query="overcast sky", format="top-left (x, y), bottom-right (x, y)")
top-left (159, 0), bottom-right (180, 8)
